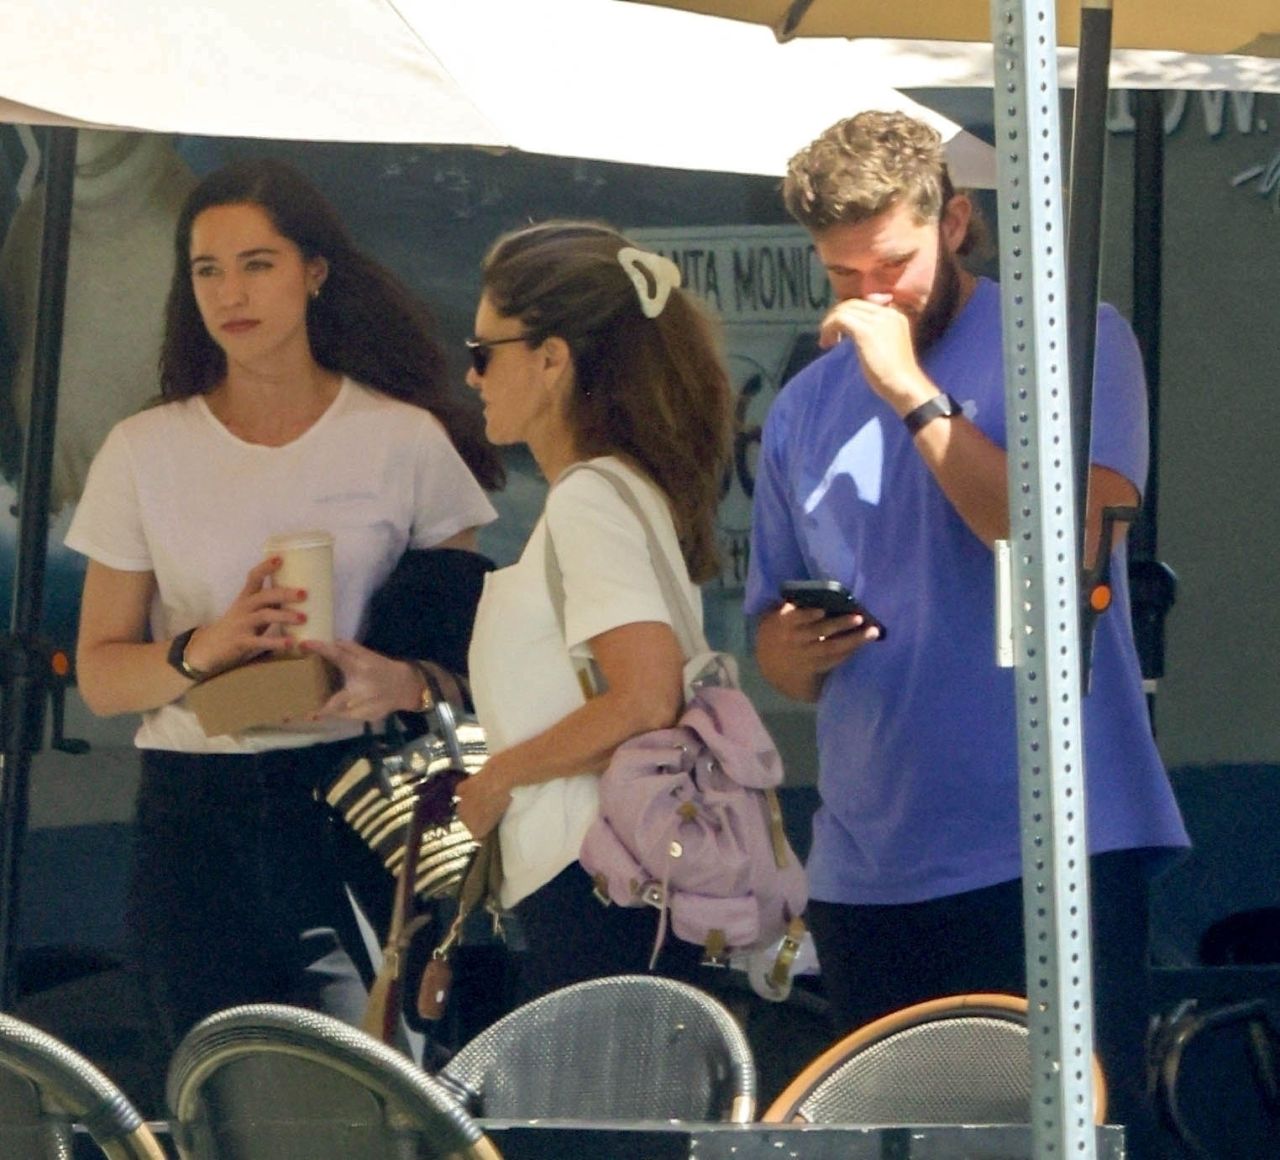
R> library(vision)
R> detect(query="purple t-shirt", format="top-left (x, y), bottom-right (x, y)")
top-left (745, 278), bottom-right (1188, 905)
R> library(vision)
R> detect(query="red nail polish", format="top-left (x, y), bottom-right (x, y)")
top-left (296, 588), bottom-right (307, 599)
top-left (297, 612), bottom-right (307, 623)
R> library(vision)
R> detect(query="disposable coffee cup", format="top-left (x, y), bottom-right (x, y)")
top-left (264, 530), bottom-right (334, 645)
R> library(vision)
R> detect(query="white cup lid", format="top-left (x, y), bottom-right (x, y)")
top-left (264, 530), bottom-right (334, 551)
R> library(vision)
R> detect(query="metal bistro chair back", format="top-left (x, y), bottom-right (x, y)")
top-left (0, 1011), bottom-right (166, 1159)
top-left (440, 974), bottom-right (757, 1123)
top-left (166, 1003), bottom-right (501, 1159)
top-left (764, 993), bottom-right (1108, 1126)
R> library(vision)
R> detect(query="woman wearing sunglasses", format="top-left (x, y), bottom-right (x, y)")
top-left (318, 220), bottom-right (733, 999)
top-left (460, 220), bottom-right (734, 997)
top-left (66, 157), bottom-right (500, 1048)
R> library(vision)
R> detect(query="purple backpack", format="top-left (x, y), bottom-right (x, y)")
top-left (547, 463), bottom-right (808, 996)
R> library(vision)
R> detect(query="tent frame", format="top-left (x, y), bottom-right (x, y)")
top-left (0, 126), bottom-right (75, 1006)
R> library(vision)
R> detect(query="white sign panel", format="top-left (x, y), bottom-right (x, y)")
top-left (629, 225), bottom-right (830, 595)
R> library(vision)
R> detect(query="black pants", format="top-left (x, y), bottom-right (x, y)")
top-left (511, 862), bottom-right (711, 1004)
top-left (128, 741), bottom-right (389, 1050)
top-left (807, 849), bottom-right (1159, 1158)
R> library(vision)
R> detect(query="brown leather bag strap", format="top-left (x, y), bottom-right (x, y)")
top-left (361, 770), bottom-right (439, 1043)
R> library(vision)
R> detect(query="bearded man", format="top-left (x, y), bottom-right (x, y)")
top-left (745, 111), bottom-right (1187, 1157)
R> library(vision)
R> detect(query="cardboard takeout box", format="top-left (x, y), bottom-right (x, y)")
top-left (184, 652), bottom-right (340, 737)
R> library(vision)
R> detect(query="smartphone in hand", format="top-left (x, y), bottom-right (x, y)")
top-left (781, 579), bottom-right (887, 640)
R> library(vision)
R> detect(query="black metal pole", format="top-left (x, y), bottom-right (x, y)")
top-left (0, 125), bottom-right (77, 1008)
top-left (1130, 90), bottom-right (1164, 561)
top-left (1067, 1), bottom-right (1113, 687)
top-left (1128, 90), bottom-right (1177, 719)
top-left (1067, 1), bottom-right (1113, 543)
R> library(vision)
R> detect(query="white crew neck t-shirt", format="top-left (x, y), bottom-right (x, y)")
top-left (469, 456), bottom-right (700, 908)
top-left (67, 378), bottom-right (496, 754)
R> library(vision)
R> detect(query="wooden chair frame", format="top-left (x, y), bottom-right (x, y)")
top-left (764, 992), bottom-right (1107, 1125)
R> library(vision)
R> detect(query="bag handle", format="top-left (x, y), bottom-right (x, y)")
top-left (360, 699), bottom-right (473, 1042)
top-left (543, 460), bottom-right (709, 665)
top-left (361, 778), bottom-right (435, 1042)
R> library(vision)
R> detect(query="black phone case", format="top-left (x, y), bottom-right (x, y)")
top-left (781, 581), bottom-right (887, 639)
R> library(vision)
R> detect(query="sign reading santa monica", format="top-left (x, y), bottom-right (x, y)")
top-left (634, 226), bottom-right (831, 325)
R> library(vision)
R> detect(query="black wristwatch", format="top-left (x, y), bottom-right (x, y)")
top-left (903, 393), bottom-right (963, 436)
top-left (167, 627), bottom-right (210, 682)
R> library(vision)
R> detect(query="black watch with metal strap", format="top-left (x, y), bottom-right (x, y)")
top-left (166, 627), bottom-right (210, 682)
top-left (903, 392), bottom-right (963, 436)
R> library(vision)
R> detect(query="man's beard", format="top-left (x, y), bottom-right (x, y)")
top-left (912, 249), bottom-right (963, 355)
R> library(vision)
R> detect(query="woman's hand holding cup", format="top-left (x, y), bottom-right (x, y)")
top-left (181, 555), bottom-right (310, 676)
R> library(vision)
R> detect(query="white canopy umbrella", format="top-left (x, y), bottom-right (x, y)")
top-left (0, 0), bottom-right (503, 144)
top-left (398, 0), bottom-right (997, 182)
top-left (0, 0), bottom-right (994, 183)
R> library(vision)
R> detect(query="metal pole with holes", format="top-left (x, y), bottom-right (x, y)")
top-left (990, 0), bottom-right (1099, 1155)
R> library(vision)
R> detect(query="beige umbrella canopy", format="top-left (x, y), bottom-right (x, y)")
top-left (620, 0), bottom-right (1279, 55)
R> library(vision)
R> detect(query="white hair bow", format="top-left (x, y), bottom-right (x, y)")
top-left (617, 246), bottom-right (682, 319)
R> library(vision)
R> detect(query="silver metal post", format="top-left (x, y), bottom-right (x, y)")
top-left (990, 1), bottom-right (1099, 1156)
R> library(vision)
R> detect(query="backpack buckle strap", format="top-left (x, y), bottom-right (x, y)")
top-left (702, 928), bottom-right (729, 968)
top-left (764, 916), bottom-right (807, 997)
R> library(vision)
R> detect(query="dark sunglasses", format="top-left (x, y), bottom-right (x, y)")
top-left (465, 333), bottom-right (534, 375)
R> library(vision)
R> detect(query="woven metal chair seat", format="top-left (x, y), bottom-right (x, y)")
top-left (765, 993), bottom-right (1107, 1126)
top-left (0, 1011), bottom-right (165, 1159)
top-left (441, 974), bottom-right (756, 1123)
top-left (167, 1003), bottom-right (500, 1159)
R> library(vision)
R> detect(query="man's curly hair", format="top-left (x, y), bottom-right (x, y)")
top-left (784, 110), bottom-right (954, 233)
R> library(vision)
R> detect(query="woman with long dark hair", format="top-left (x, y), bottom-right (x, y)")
top-left (66, 157), bottom-right (499, 1047)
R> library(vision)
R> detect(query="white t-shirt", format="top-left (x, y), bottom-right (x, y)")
top-left (468, 456), bottom-right (701, 908)
top-left (65, 378), bottom-right (497, 753)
